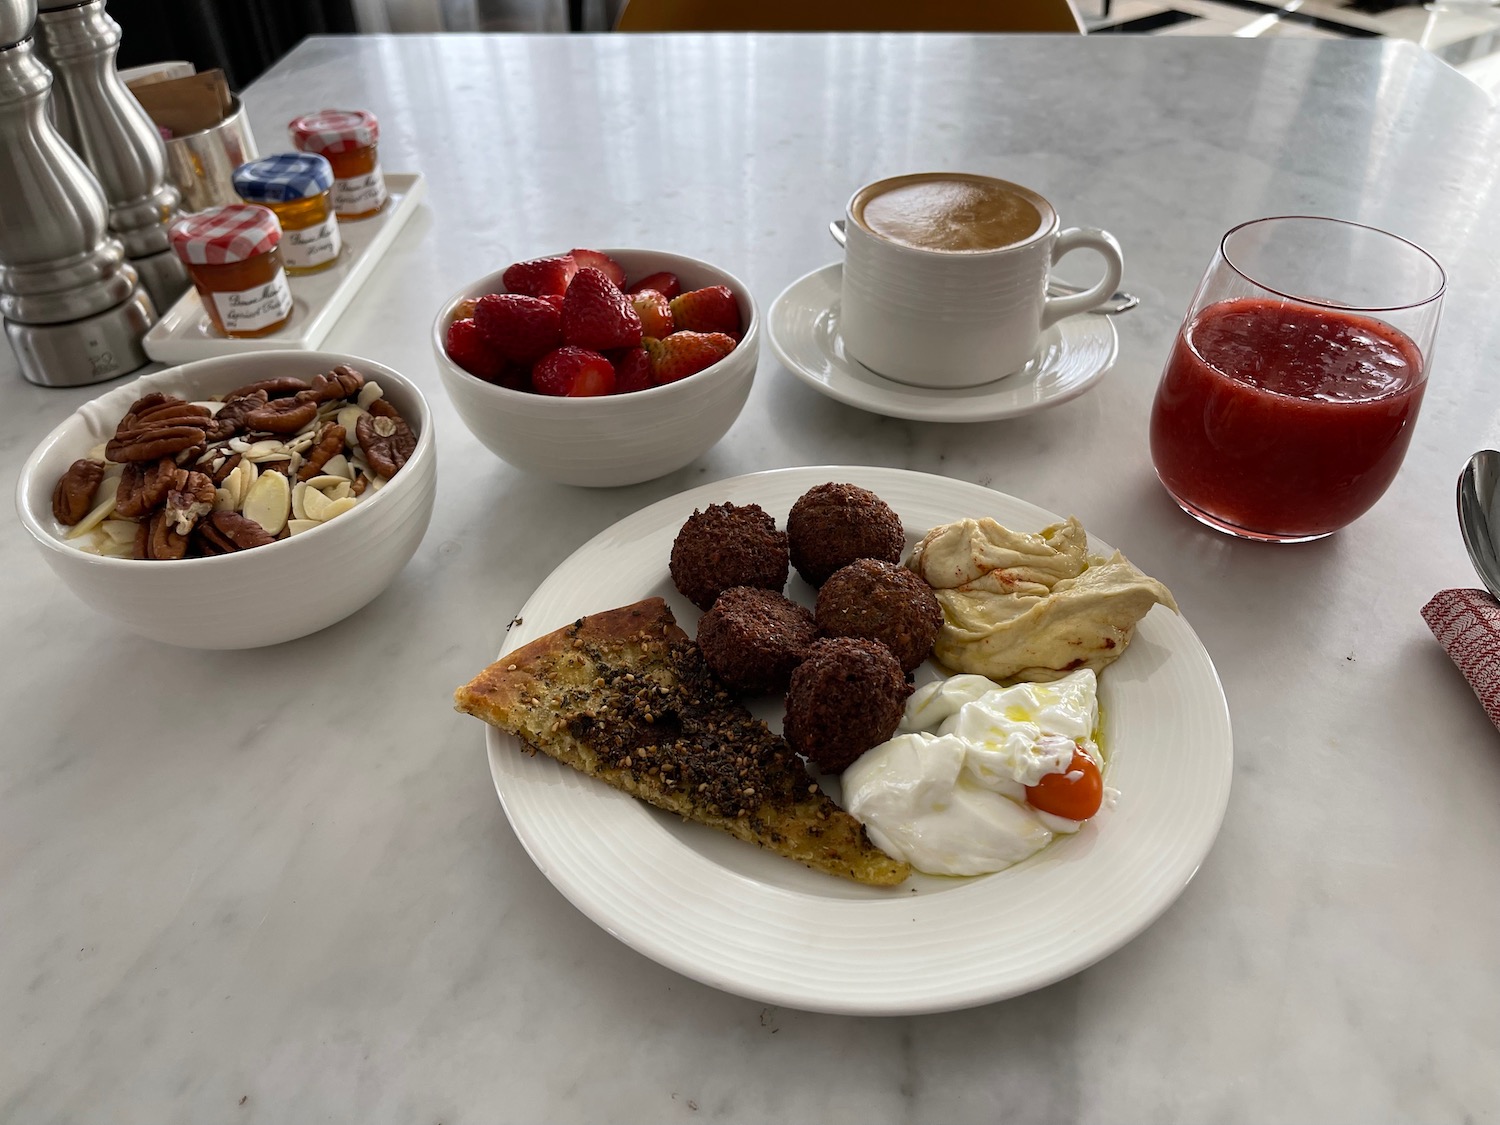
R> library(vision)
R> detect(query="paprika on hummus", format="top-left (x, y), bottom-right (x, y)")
top-left (907, 516), bottom-right (1178, 682)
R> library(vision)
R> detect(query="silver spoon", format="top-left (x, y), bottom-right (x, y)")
top-left (1459, 450), bottom-right (1500, 601)
top-left (827, 219), bottom-right (1140, 315)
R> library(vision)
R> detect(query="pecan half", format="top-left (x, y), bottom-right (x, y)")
top-left (300, 365), bottom-right (365, 405)
top-left (297, 422), bottom-right (346, 480)
top-left (206, 390), bottom-right (268, 441)
top-left (115, 458), bottom-right (180, 518)
top-left (194, 511), bottom-right (276, 554)
top-left (245, 396), bottom-right (318, 435)
top-left (51, 458), bottom-right (105, 524)
top-left (224, 376), bottom-right (310, 401)
top-left (356, 398), bottom-right (416, 479)
top-left (135, 510), bottom-right (189, 560)
top-left (130, 396), bottom-right (210, 429)
top-left (351, 473), bottom-right (368, 496)
top-left (121, 392), bottom-right (175, 419)
top-left (164, 470), bottom-right (215, 535)
top-left (106, 424), bottom-right (205, 462)
top-left (210, 452), bottom-right (242, 485)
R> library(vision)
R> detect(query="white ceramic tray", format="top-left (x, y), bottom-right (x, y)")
top-left (142, 172), bottom-right (427, 365)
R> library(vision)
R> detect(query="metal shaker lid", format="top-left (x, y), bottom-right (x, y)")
top-left (288, 109), bottom-right (379, 156)
top-left (0, 0), bottom-right (36, 49)
top-left (169, 203), bottom-right (281, 265)
top-left (233, 152), bottom-right (335, 203)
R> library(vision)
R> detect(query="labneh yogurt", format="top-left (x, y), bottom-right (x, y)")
top-left (842, 669), bottom-right (1111, 876)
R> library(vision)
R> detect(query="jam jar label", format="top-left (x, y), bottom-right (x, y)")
top-left (283, 216), bottom-right (342, 270)
top-left (211, 270), bottom-right (294, 334)
top-left (332, 165), bottom-right (388, 215)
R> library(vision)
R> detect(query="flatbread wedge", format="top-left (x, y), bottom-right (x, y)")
top-left (455, 597), bottom-right (909, 886)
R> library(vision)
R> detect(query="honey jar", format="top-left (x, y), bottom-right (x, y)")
top-left (232, 153), bottom-right (342, 275)
top-left (288, 109), bottom-right (388, 221)
top-left (169, 204), bottom-right (294, 339)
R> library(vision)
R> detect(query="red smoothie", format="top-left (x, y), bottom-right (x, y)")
top-left (1149, 296), bottom-right (1426, 540)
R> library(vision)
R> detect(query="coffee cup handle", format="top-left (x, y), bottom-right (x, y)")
top-left (1042, 228), bottom-right (1125, 328)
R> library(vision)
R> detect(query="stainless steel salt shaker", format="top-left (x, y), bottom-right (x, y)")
top-left (0, 0), bottom-right (155, 387)
top-left (36, 0), bottom-right (188, 313)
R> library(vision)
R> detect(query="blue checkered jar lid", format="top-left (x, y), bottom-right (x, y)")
top-left (232, 153), bottom-right (336, 203)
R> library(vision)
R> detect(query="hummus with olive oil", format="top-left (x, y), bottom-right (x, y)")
top-left (907, 516), bottom-right (1177, 682)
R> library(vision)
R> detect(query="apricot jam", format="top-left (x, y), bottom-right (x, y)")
top-left (232, 153), bottom-right (342, 275)
top-left (168, 204), bottom-right (294, 339)
top-left (289, 109), bottom-right (388, 221)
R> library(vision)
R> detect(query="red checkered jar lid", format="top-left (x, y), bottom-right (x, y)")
top-left (289, 109), bottom-right (380, 156)
top-left (169, 204), bottom-right (282, 266)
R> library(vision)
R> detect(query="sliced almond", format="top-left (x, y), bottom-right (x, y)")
top-left (291, 480), bottom-right (310, 522)
top-left (320, 453), bottom-right (351, 480)
top-left (303, 474), bottom-right (347, 491)
top-left (369, 475), bottom-right (386, 493)
top-left (326, 480), bottom-right (352, 502)
top-left (193, 400), bottom-right (226, 415)
top-left (320, 496), bottom-right (357, 521)
top-left (356, 381), bottom-right (383, 411)
top-left (86, 440), bottom-right (110, 462)
top-left (213, 486), bottom-right (236, 513)
top-left (301, 484), bottom-right (333, 522)
top-left (100, 537), bottom-right (136, 559)
top-left (287, 518), bottom-right (321, 536)
top-left (245, 440), bottom-right (290, 463)
top-left (101, 519), bottom-right (138, 545)
top-left (63, 492), bottom-right (116, 540)
top-left (336, 405), bottom-right (367, 438)
top-left (242, 469), bottom-right (290, 536)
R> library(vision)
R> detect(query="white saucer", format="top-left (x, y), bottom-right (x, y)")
top-left (767, 262), bottom-right (1119, 423)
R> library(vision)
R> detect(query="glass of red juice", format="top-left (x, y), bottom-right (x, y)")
top-left (1150, 216), bottom-right (1444, 542)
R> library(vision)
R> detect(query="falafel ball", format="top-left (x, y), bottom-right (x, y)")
top-left (815, 558), bottom-right (943, 673)
top-left (786, 482), bottom-right (905, 587)
top-left (697, 586), bottom-right (818, 694)
top-left (783, 637), bottom-right (911, 772)
top-left (670, 502), bottom-right (790, 611)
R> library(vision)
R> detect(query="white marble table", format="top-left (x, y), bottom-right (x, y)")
top-left (4, 32), bottom-right (1500, 1123)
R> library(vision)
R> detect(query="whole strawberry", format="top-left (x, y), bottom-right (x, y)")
top-left (670, 285), bottom-right (741, 337)
top-left (445, 317), bottom-right (507, 382)
top-left (629, 289), bottom-right (674, 338)
top-left (562, 268), bottom-right (644, 351)
top-left (644, 331), bottom-right (736, 385)
top-left (502, 254), bottom-right (577, 298)
top-left (475, 293), bottom-right (562, 363)
top-left (611, 347), bottom-right (654, 394)
top-left (533, 345), bottom-right (617, 397)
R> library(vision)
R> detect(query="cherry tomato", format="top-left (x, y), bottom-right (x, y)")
top-left (1025, 750), bottom-right (1103, 821)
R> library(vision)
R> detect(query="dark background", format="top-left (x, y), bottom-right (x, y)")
top-left (112, 0), bottom-right (357, 90)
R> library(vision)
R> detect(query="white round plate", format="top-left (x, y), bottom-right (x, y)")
top-left (483, 466), bottom-right (1231, 1015)
top-left (767, 263), bottom-right (1119, 423)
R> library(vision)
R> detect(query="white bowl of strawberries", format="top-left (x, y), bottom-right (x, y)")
top-left (433, 247), bottom-right (759, 488)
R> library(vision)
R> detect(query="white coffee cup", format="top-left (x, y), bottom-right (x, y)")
top-left (838, 173), bottom-right (1124, 389)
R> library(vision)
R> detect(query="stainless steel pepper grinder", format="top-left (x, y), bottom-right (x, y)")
top-left (0, 0), bottom-right (155, 387)
top-left (36, 0), bottom-right (188, 313)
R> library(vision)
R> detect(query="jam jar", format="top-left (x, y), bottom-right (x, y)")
top-left (288, 109), bottom-right (388, 221)
top-left (232, 153), bottom-right (342, 275)
top-left (169, 204), bottom-right (294, 339)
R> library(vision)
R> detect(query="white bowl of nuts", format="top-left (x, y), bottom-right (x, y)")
top-left (15, 350), bottom-right (436, 649)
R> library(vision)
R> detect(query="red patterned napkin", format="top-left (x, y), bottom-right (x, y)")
top-left (1421, 589), bottom-right (1500, 729)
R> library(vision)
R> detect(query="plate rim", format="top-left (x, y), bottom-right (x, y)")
top-left (767, 262), bottom-right (1118, 423)
top-left (480, 465), bottom-right (1232, 1015)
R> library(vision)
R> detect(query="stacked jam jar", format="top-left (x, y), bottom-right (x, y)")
top-left (169, 109), bottom-right (390, 339)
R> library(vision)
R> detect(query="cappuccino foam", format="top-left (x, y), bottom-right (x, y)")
top-left (856, 175), bottom-right (1045, 252)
